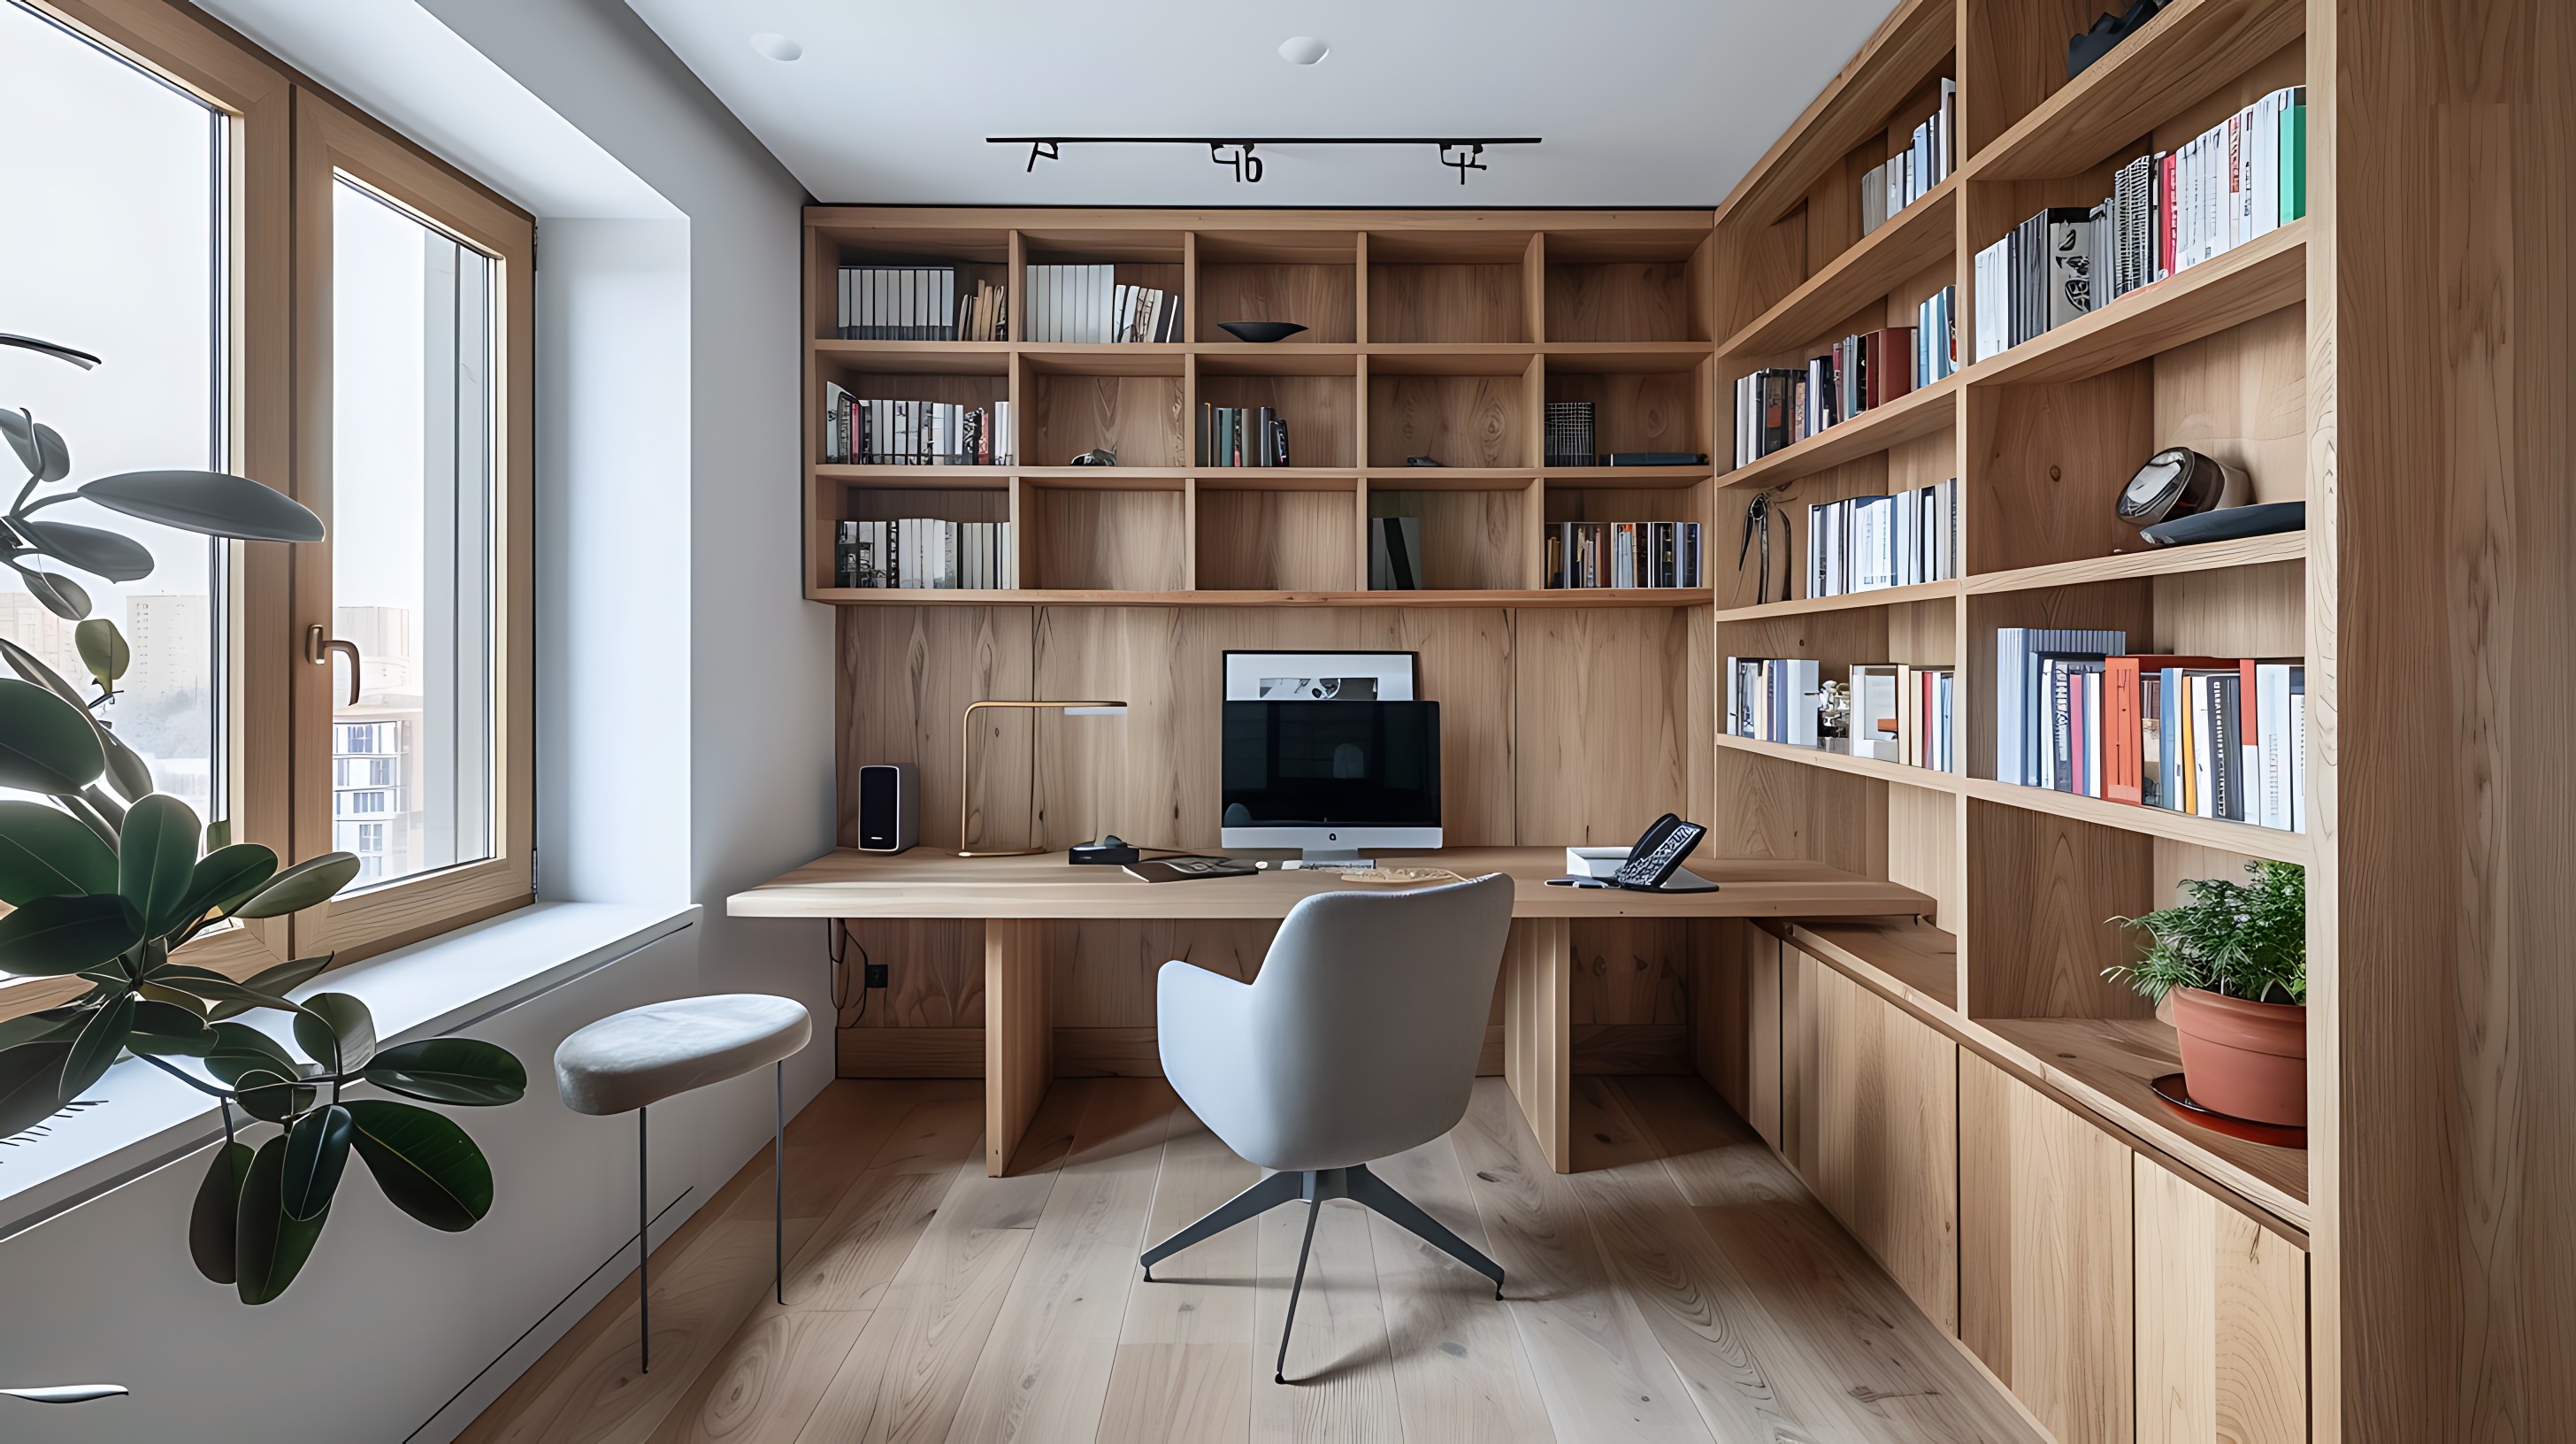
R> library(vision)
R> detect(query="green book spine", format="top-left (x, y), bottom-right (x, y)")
top-left (2282, 104), bottom-right (2307, 222)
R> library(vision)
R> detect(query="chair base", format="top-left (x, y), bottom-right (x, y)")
top-left (1138, 1163), bottom-right (1504, 1384)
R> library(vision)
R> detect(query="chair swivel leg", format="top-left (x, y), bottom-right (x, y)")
top-left (1347, 1164), bottom-right (1505, 1299)
top-left (1138, 1169), bottom-right (1305, 1279)
top-left (1276, 1177), bottom-right (1326, 1385)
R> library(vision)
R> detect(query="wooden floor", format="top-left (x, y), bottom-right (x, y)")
top-left (460, 1074), bottom-right (2041, 1443)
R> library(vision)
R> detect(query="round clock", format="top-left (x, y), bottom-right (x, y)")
top-left (2116, 447), bottom-right (2250, 529)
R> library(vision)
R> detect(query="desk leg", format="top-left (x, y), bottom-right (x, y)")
top-left (985, 919), bottom-right (1054, 1177)
top-left (1502, 918), bottom-right (1571, 1173)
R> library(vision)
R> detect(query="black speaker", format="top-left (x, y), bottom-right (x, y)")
top-left (856, 764), bottom-right (917, 853)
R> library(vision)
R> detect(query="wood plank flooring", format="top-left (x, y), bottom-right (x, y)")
top-left (464, 1075), bottom-right (2040, 1443)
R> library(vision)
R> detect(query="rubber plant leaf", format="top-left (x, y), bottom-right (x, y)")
top-left (17, 566), bottom-right (90, 621)
top-left (175, 842), bottom-right (279, 927)
top-left (119, 794), bottom-right (201, 937)
top-left (190, 1139), bottom-right (254, 1285)
top-left (280, 1102), bottom-right (352, 1222)
top-left (203, 953), bottom-right (329, 1022)
top-left (230, 1066), bottom-right (310, 1125)
top-left (59, 992), bottom-right (135, 1101)
top-left (0, 894), bottom-right (140, 977)
top-left (201, 1020), bottom-right (299, 1085)
top-left (24, 520), bottom-right (154, 583)
top-left (0, 678), bottom-right (104, 795)
top-left (362, 1038), bottom-right (527, 1106)
top-left (229, 852), bottom-right (360, 919)
top-left (0, 408), bottom-right (34, 474)
top-left (73, 618), bottom-right (133, 684)
top-left (96, 724), bottom-right (153, 803)
top-left (347, 1098), bottom-right (493, 1231)
top-left (0, 799), bottom-right (117, 903)
top-left (78, 471), bottom-right (325, 542)
top-left (234, 1133), bottom-right (329, 1303)
top-left (292, 991), bottom-right (375, 1072)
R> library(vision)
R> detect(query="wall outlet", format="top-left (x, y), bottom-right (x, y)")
top-left (863, 961), bottom-right (889, 991)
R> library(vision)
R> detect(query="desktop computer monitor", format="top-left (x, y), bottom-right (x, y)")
top-left (1219, 700), bottom-right (1441, 859)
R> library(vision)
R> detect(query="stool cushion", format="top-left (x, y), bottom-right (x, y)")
top-left (555, 994), bottom-right (812, 1116)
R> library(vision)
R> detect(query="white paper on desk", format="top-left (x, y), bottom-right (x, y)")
top-left (1565, 846), bottom-right (1629, 879)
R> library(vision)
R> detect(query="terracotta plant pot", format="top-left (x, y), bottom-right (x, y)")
top-left (2170, 987), bottom-right (2307, 1126)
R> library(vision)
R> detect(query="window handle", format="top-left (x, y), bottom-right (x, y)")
top-left (305, 625), bottom-right (362, 707)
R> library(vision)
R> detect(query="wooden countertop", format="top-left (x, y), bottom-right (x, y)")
top-left (726, 847), bottom-right (1935, 922)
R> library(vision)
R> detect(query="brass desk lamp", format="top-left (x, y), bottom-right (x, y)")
top-left (958, 700), bottom-right (1129, 857)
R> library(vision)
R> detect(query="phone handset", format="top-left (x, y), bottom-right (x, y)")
top-left (1612, 813), bottom-right (1709, 891)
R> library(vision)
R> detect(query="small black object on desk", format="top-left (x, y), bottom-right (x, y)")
top-left (1070, 835), bottom-right (1141, 865)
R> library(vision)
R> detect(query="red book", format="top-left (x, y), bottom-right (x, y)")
top-left (2159, 152), bottom-right (2179, 280)
top-left (2105, 655), bottom-right (2239, 804)
top-left (1868, 326), bottom-right (1920, 405)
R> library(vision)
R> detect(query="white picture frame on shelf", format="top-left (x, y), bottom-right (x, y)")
top-left (1222, 650), bottom-right (1416, 703)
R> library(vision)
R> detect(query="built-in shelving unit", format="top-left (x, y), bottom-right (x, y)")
top-left (803, 212), bottom-right (1721, 606)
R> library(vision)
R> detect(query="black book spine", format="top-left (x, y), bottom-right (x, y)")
top-left (2211, 673), bottom-right (2241, 820)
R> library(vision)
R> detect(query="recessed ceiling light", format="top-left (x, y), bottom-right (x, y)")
top-left (1277, 35), bottom-right (1330, 65)
top-left (750, 32), bottom-right (803, 63)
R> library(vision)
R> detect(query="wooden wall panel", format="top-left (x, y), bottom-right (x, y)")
top-left (1024, 488), bottom-right (1188, 591)
top-left (1371, 488), bottom-right (1525, 591)
top-left (1543, 261), bottom-right (1694, 343)
top-left (1027, 373), bottom-right (1186, 466)
top-left (1568, 918), bottom-right (1692, 1025)
top-left (2152, 307), bottom-right (2310, 508)
top-left (1964, 370), bottom-right (2157, 573)
top-left (1713, 748), bottom-right (1889, 875)
top-left (1194, 261), bottom-right (1357, 343)
top-left (834, 605), bottom-right (1035, 850)
top-left (1195, 373), bottom-right (1357, 468)
top-left (838, 918), bottom-right (985, 1028)
top-left (1964, 799), bottom-right (2155, 1020)
top-left (1515, 606), bottom-right (1692, 847)
top-left (1366, 373), bottom-right (1529, 467)
top-left (1050, 920), bottom-right (1276, 1027)
top-left (1194, 489), bottom-right (1355, 591)
top-left (2133, 1156), bottom-right (2309, 1444)
top-left (1367, 263), bottom-right (1526, 343)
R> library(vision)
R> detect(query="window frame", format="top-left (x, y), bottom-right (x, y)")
top-left (4, 0), bottom-right (536, 1007)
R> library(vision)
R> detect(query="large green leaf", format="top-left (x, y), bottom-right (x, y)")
top-left (0, 407), bottom-right (34, 475)
top-left (230, 1066), bottom-right (312, 1124)
top-left (0, 1041), bottom-right (71, 1139)
top-left (0, 893), bottom-right (140, 977)
top-left (190, 1139), bottom-right (254, 1285)
top-left (203, 954), bottom-right (330, 1022)
top-left (0, 679), bottom-right (105, 795)
top-left (24, 520), bottom-right (154, 584)
top-left (0, 635), bottom-right (88, 708)
top-left (294, 992), bottom-right (375, 1072)
top-left (126, 997), bottom-right (215, 1056)
top-left (73, 619), bottom-right (131, 686)
top-left (58, 994), bottom-right (134, 1101)
top-left (119, 794), bottom-right (201, 936)
top-left (280, 1102), bottom-right (352, 1221)
top-left (0, 800), bottom-right (117, 903)
top-left (28, 419), bottom-right (70, 483)
top-left (230, 852), bottom-right (360, 919)
top-left (0, 1005), bottom-right (84, 1051)
top-left (16, 566), bottom-right (90, 621)
top-left (202, 1020), bottom-right (299, 1085)
top-left (79, 471), bottom-right (325, 542)
top-left (347, 1098), bottom-right (492, 1232)
top-left (362, 1038), bottom-right (527, 1107)
top-left (177, 843), bottom-right (279, 926)
top-left (152, 967), bottom-right (295, 1017)
top-left (234, 1133), bottom-right (329, 1304)
top-left (96, 724), bottom-right (153, 803)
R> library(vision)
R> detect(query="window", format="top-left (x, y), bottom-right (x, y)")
top-left (0, 1), bottom-right (225, 822)
top-left (0, 0), bottom-right (532, 1001)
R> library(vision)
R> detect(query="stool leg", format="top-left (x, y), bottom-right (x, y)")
top-left (774, 1059), bottom-right (786, 1306)
top-left (638, 1104), bottom-right (650, 1374)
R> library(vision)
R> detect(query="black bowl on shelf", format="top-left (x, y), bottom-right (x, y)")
top-left (2140, 499), bottom-right (2305, 547)
top-left (1217, 321), bottom-right (1308, 343)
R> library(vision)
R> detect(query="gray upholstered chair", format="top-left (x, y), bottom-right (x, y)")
top-left (555, 994), bottom-right (811, 1372)
top-left (1138, 873), bottom-right (1515, 1384)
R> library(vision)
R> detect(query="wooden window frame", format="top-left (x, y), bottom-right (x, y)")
top-left (8, 0), bottom-right (535, 1005)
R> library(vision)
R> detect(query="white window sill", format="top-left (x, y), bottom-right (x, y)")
top-left (0, 901), bottom-right (697, 1240)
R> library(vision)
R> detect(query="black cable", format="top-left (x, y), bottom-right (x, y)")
top-left (827, 918), bottom-right (870, 1024)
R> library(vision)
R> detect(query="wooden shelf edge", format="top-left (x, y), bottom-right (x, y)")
top-left (1974, 1017), bottom-right (2310, 1231)
top-left (1966, 532), bottom-right (2306, 593)
top-left (1966, 0), bottom-right (2307, 181)
top-left (1714, 732), bottom-right (1960, 790)
top-left (1717, 375), bottom-right (1960, 491)
top-left (1767, 916), bottom-right (1959, 1011)
top-left (1958, 776), bottom-right (2312, 863)
top-left (810, 588), bottom-right (1714, 609)
top-left (1721, 177), bottom-right (1959, 360)
top-left (1962, 222), bottom-right (2307, 388)
top-left (1717, 578), bottom-right (1959, 622)
top-left (1714, 0), bottom-right (1958, 231)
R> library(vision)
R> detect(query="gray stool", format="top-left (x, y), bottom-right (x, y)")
top-left (555, 994), bottom-right (811, 1372)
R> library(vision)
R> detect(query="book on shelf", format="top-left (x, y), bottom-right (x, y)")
top-left (1547, 521), bottom-right (1701, 589)
top-left (1726, 658), bottom-right (1823, 746)
top-left (822, 388), bottom-right (1012, 465)
top-left (1732, 325), bottom-right (1918, 465)
top-left (1368, 516), bottom-right (1424, 590)
top-left (1917, 285), bottom-right (1959, 384)
top-left (1997, 630), bottom-right (2306, 832)
top-left (1842, 662), bottom-right (1955, 770)
top-left (1196, 404), bottom-right (1292, 466)
top-left (1974, 87), bottom-right (2307, 361)
top-left (1859, 78), bottom-right (1956, 237)
top-left (836, 265), bottom-right (1005, 342)
top-left (1544, 402), bottom-right (1595, 467)
top-left (834, 518), bottom-right (1016, 591)
top-left (1023, 265), bottom-right (1182, 343)
top-left (1805, 479), bottom-right (1956, 598)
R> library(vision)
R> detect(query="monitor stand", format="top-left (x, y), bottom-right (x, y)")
top-left (1278, 848), bottom-right (1375, 871)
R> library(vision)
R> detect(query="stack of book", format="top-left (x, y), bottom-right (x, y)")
top-left (1544, 402), bottom-right (1595, 467)
top-left (1974, 86), bottom-right (2306, 360)
top-left (836, 265), bottom-right (1004, 341)
top-left (1859, 79), bottom-right (1955, 235)
top-left (1916, 285), bottom-right (1959, 384)
top-left (1023, 265), bottom-right (1182, 343)
top-left (1548, 522), bottom-right (1703, 589)
top-left (834, 519), bottom-right (1015, 590)
top-left (1733, 325), bottom-right (1916, 465)
top-left (1197, 406), bottom-right (1291, 467)
top-left (1996, 628), bottom-right (2307, 830)
top-left (1845, 663), bottom-right (1956, 769)
top-left (1806, 480), bottom-right (1958, 596)
top-left (822, 387), bottom-right (1011, 465)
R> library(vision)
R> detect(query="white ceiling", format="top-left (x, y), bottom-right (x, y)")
top-left (616, 1), bottom-right (1900, 209)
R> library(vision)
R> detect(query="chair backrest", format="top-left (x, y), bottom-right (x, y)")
top-left (1238, 872), bottom-right (1514, 1168)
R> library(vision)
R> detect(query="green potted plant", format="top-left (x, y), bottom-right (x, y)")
top-left (0, 378), bottom-right (527, 1302)
top-left (2105, 858), bottom-right (2307, 1125)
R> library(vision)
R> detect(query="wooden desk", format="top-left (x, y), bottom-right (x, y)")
top-left (730, 848), bottom-right (1930, 1173)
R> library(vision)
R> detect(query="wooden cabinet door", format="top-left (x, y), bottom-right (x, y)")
top-left (2134, 1156), bottom-right (2309, 1444)
top-left (1961, 1052), bottom-right (2136, 1444)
